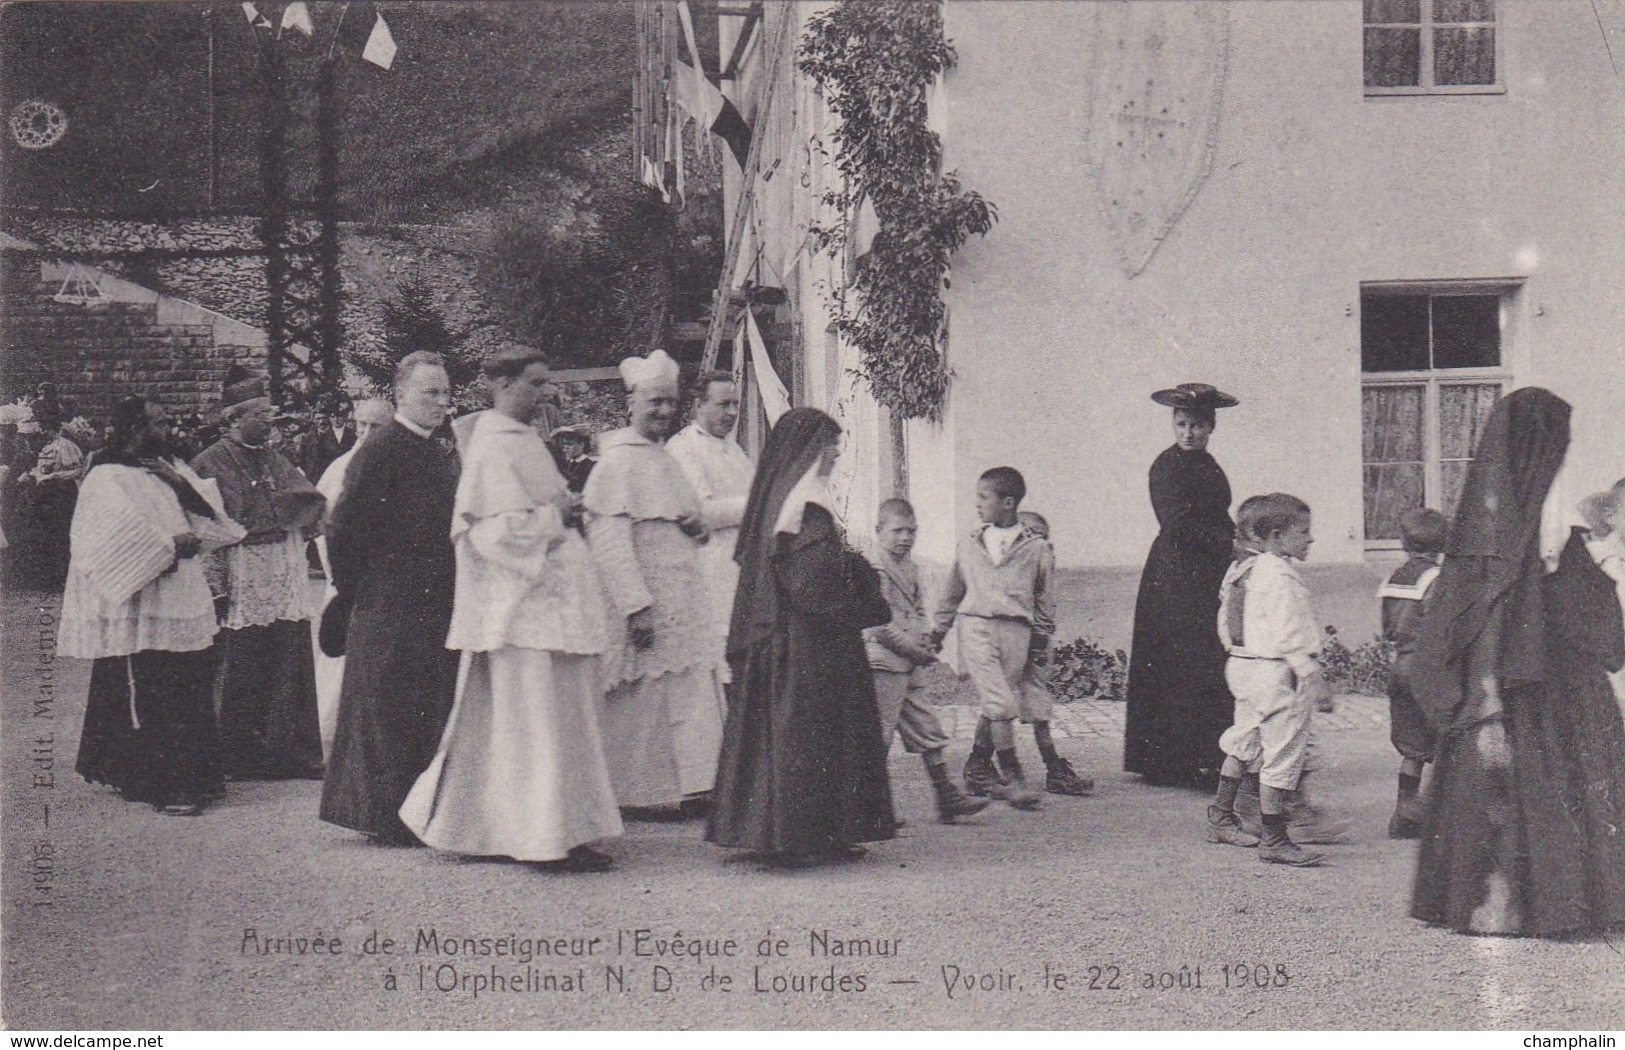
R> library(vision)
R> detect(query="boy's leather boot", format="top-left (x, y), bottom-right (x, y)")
top-left (1044, 757), bottom-right (1095, 796)
top-left (1206, 775), bottom-right (1259, 847)
top-left (963, 752), bottom-right (1003, 797)
top-left (1258, 813), bottom-right (1325, 867)
top-left (926, 755), bottom-right (990, 823)
top-left (1387, 771), bottom-right (1425, 838)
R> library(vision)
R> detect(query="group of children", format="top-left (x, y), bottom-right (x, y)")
top-left (863, 466), bottom-right (1094, 827)
top-left (875, 466), bottom-right (1450, 871)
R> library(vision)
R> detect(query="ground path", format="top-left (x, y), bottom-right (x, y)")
top-left (3, 585), bottom-right (1620, 1030)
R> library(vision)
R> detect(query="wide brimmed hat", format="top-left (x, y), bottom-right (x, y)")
top-left (1150, 383), bottom-right (1240, 411)
top-left (549, 423), bottom-right (591, 441)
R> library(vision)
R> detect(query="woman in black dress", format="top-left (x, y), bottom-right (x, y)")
top-left (706, 408), bottom-right (897, 867)
top-left (1123, 383), bottom-right (1240, 789)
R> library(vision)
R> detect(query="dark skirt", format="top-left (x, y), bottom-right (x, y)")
top-left (76, 648), bottom-right (222, 808)
top-left (319, 598), bottom-right (459, 842)
top-left (1122, 531), bottom-right (1233, 786)
top-left (30, 478), bottom-right (77, 590)
top-left (215, 620), bottom-right (324, 779)
top-left (706, 628), bottom-right (897, 856)
top-left (1411, 681), bottom-right (1625, 937)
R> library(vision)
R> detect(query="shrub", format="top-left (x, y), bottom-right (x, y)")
top-left (1315, 625), bottom-right (1394, 696)
top-left (1045, 637), bottom-right (1130, 703)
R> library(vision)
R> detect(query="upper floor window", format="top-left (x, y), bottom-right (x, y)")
top-left (1365, 0), bottom-right (1501, 95)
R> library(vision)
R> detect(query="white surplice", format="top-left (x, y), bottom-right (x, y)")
top-left (312, 446), bottom-right (360, 759)
top-left (665, 422), bottom-right (754, 680)
top-left (399, 411), bottom-right (621, 861)
top-left (58, 462), bottom-right (244, 659)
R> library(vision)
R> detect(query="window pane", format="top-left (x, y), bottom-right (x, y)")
top-left (1363, 385), bottom-right (1426, 462)
top-left (1366, 464), bottom-right (1426, 541)
top-left (1438, 382), bottom-right (1501, 458)
top-left (1432, 295), bottom-right (1501, 368)
top-left (1367, 0), bottom-right (1421, 22)
top-left (1435, 27), bottom-right (1495, 84)
top-left (1361, 295), bottom-right (1430, 371)
top-left (1365, 28), bottom-right (1422, 86)
top-left (1435, 0), bottom-right (1493, 22)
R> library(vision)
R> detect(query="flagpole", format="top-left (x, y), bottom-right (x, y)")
top-left (206, 5), bottom-right (218, 211)
top-left (700, 4), bottom-right (795, 374)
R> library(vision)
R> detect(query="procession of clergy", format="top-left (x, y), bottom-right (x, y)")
top-left (60, 342), bottom-right (807, 872)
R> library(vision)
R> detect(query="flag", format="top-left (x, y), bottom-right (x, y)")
top-left (674, 2), bottom-right (751, 168)
top-left (362, 11), bottom-right (397, 69)
top-left (242, 2), bottom-right (271, 28)
top-left (668, 107), bottom-right (686, 205)
top-left (745, 309), bottom-right (790, 425)
top-left (670, 3), bottom-right (722, 130)
top-left (281, 1), bottom-right (314, 37)
top-left (641, 155), bottom-right (669, 203)
top-left (711, 97), bottom-right (752, 170)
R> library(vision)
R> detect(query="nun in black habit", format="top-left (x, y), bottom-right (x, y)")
top-left (1410, 387), bottom-right (1625, 937)
top-left (705, 408), bottom-right (897, 867)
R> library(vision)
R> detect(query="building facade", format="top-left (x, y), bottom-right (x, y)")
top-left (670, 0), bottom-right (1625, 567)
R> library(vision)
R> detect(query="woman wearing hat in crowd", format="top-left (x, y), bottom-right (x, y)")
top-left (547, 424), bottom-right (597, 495)
top-left (192, 366), bottom-right (328, 782)
top-left (1123, 383), bottom-right (1240, 790)
top-left (24, 395), bottom-right (86, 590)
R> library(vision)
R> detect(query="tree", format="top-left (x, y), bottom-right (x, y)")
top-left (346, 275), bottom-right (484, 407)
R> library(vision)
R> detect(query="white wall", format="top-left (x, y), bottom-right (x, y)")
top-left (915, 0), bottom-right (1625, 567)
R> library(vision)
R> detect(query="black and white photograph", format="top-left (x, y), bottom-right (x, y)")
top-left (2, 0), bottom-right (1623, 1033)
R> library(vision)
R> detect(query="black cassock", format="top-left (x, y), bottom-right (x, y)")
top-left (706, 505), bottom-right (897, 855)
top-left (1123, 445), bottom-right (1236, 786)
top-left (319, 421), bottom-right (460, 843)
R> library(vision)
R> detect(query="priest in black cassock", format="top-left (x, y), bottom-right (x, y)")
top-left (320, 351), bottom-right (461, 846)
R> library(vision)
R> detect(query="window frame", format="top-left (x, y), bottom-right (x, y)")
top-left (1359, 280), bottom-right (1519, 550)
top-left (1363, 0), bottom-right (1505, 97)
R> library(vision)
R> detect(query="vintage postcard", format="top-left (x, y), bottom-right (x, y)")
top-left (2, 0), bottom-right (1623, 1032)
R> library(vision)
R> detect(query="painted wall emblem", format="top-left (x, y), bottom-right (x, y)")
top-left (1083, 2), bottom-right (1231, 277)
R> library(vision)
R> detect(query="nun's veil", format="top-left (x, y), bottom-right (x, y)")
top-left (727, 407), bottom-right (842, 662)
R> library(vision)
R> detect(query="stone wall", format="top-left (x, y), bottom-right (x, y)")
top-left (0, 251), bottom-right (258, 425)
top-left (5, 216), bottom-right (503, 387)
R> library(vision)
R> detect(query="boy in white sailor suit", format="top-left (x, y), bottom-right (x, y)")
top-left (1205, 493), bottom-right (1334, 867)
top-left (1379, 508), bottom-right (1448, 839)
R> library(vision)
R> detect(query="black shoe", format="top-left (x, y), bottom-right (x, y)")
top-left (1044, 758), bottom-right (1095, 796)
top-left (964, 754), bottom-right (1004, 797)
top-left (536, 845), bottom-right (615, 873)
